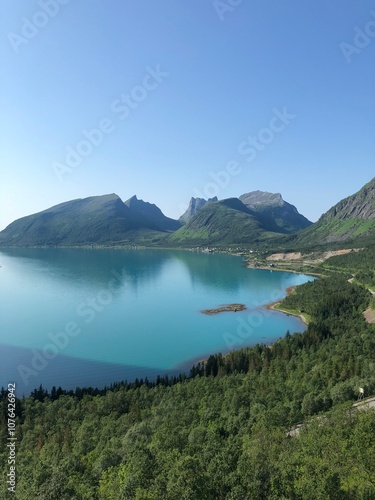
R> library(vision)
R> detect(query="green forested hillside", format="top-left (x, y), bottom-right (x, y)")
top-left (168, 198), bottom-right (277, 246)
top-left (0, 195), bottom-right (174, 247)
top-left (322, 246), bottom-right (375, 287)
top-left (293, 178), bottom-right (375, 248)
top-left (1, 274), bottom-right (375, 499)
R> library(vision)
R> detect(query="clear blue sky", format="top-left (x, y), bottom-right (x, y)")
top-left (1, 0), bottom-right (374, 230)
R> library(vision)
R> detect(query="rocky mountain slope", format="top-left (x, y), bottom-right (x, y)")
top-left (295, 177), bottom-right (375, 246)
top-left (179, 197), bottom-right (218, 223)
top-left (239, 191), bottom-right (312, 234)
top-left (125, 195), bottom-right (182, 231)
top-left (168, 198), bottom-right (280, 246)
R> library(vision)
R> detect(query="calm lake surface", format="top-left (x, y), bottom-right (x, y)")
top-left (0, 248), bottom-right (314, 393)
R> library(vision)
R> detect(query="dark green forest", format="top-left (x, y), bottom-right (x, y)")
top-left (1, 257), bottom-right (375, 498)
top-left (322, 246), bottom-right (375, 288)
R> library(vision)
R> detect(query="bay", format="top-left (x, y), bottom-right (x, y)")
top-left (0, 248), bottom-right (314, 393)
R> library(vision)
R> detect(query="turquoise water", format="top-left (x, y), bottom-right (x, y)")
top-left (0, 248), bottom-right (314, 393)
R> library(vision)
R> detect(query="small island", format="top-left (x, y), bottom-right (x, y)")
top-left (201, 303), bottom-right (246, 315)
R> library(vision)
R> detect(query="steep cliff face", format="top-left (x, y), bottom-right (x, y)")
top-left (179, 197), bottom-right (218, 223)
top-left (325, 180), bottom-right (375, 221)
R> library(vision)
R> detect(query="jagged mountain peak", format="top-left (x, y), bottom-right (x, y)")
top-left (179, 196), bottom-right (218, 223)
top-left (124, 195), bottom-right (182, 232)
top-left (124, 195), bottom-right (156, 208)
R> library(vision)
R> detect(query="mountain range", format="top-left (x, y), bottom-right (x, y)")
top-left (169, 193), bottom-right (312, 246)
top-left (1, 179), bottom-right (374, 248)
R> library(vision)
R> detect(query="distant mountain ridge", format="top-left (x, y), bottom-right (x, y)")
top-left (7, 182), bottom-right (372, 249)
top-left (0, 194), bottom-right (180, 247)
top-left (239, 191), bottom-right (312, 234)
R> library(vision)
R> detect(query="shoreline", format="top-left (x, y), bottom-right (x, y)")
top-left (264, 285), bottom-right (308, 325)
top-left (179, 284), bottom-right (309, 368)
top-left (246, 262), bottom-right (324, 278)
